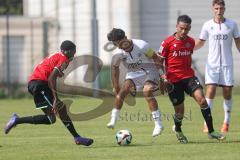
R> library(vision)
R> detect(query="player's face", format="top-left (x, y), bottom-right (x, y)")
top-left (175, 22), bottom-right (191, 39)
top-left (113, 37), bottom-right (133, 52)
top-left (212, 4), bottom-right (225, 19)
top-left (67, 48), bottom-right (76, 61)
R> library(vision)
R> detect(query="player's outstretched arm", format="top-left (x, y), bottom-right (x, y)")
top-left (111, 53), bottom-right (122, 94)
top-left (111, 65), bottom-right (120, 94)
top-left (234, 38), bottom-right (240, 53)
top-left (48, 62), bottom-right (68, 113)
top-left (194, 39), bottom-right (205, 50)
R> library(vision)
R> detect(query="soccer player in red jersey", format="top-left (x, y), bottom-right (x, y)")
top-left (4, 40), bottom-right (93, 146)
top-left (158, 15), bottom-right (225, 143)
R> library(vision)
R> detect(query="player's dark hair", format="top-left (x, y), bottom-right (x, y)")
top-left (107, 28), bottom-right (125, 41)
top-left (177, 15), bottom-right (192, 24)
top-left (60, 40), bottom-right (76, 52)
top-left (212, 0), bottom-right (225, 6)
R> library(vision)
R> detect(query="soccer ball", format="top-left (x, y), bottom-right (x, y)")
top-left (116, 129), bottom-right (132, 146)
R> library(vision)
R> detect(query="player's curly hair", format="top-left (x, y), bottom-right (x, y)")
top-left (212, 0), bottom-right (225, 6)
top-left (60, 40), bottom-right (76, 51)
top-left (177, 15), bottom-right (192, 24)
top-left (107, 28), bottom-right (125, 41)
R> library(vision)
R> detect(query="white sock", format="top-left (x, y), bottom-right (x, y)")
top-left (223, 99), bottom-right (232, 124)
top-left (206, 98), bottom-right (214, 110)
top-left (151, 110), bottom-right (163, 127)
top-left (110, 108), bottom-right (120, 124)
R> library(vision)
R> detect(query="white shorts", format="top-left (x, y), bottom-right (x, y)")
top-left (205, 65), bottom-right (234, 86)
top-left (125, 70), bottom-right (159, 91)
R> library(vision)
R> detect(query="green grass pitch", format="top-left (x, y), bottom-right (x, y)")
top-left (0, 95), bottom-right (240, 160)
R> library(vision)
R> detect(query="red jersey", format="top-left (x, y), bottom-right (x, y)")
top-left (29, 52), bottom-right (69, 82)
top-left (159, 35), bottom-right (195, 83)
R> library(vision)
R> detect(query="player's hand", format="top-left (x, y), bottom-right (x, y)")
top-left (159, 79), bottom-right (167, 95)
top-left (52, 99), bottom-right (64, 114)
top-left (159, 78), bottom-right (174, 95)
top-left (159, 75), bottom-right (169, 95)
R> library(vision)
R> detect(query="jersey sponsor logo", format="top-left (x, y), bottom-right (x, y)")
top-left (127, 59), bottom-right (143, 69)
top-left (173, 50), bottom-right (191, 57)
top-left (213, 34), bottom-right (228, 40)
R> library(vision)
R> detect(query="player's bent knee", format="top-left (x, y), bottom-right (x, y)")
top-left (116, 89), bottom-right (129, 100)
top-left (48, 115), bottom-right (56, 124)
top-left (116, 94), bottom-right (125, 102)
top-left (143, 87), bottom-right (154, 97)
top-left (199, 98), bottom-right (208, 108)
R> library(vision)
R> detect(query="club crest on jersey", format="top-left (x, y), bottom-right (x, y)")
top-left (185, 42), bottom-right (191, 48)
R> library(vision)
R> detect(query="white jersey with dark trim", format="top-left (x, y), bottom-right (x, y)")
top-left (112, 39), bottom-right (157, 73)
top-left (199, 18), bottom-right (240, 67)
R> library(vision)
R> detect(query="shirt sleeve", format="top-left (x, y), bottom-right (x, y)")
top-left (136, 41), bottom-right (154, 58)
top-left (111, 51), bottom-right (123, 67)
top-left (233, 22), bottom-right (240, 38)
top-left (199, 22), bottom-right (208, 40)
top-left (56, 57), bottom-right (68, 68)
top-left (141, 42), bottom-right (155, 58)
top-left (60, 61), bottom-right (69, 71)
top-left (54, 61), bottom-right (69, 76)
top-left (159, 40), bottom-right (168, 58)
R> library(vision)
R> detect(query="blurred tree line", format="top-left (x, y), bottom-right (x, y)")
top-left (0, 0), bottom-right (23, 15)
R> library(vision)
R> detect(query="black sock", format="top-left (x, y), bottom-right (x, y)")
top-left (61, 121), bottom-right (79, 138)
top-left (201, 107), bottom-right (214, 133)
top-left (58, 106), bottom-right (80, 138)
top-left (16, 115), bottom-right (52, 125)
top-left (174, 114), bottom-right (183, 132)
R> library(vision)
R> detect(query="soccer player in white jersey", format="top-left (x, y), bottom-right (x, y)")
top-left (106, 28), bottom-right (164, 137)
top-left (195, 0), bottom-right (240, 133)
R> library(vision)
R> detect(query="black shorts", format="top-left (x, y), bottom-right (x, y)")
top-left (28, 80), bottom-right (53, 109)
top-left (168, 76), bottom-right (202, 106)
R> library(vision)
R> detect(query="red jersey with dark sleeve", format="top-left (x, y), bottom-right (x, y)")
top-left (29, 52), bottom-right (69, 82)
top-left (159, 35), bottom-right (195, 83)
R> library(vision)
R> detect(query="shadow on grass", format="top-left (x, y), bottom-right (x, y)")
top-left (82, 139), bottom-right (240, 149)
top-left (88, 143), bottom-right (154, 149)
top-left (188, 139), bottom-right (240, 144)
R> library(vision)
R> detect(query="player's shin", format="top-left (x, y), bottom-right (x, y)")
top-left (152, 109), bottom-right (164, 137)
top-left (206, 98), bottom-right (214, 109)
top-left (17, 115), bottom-right (53, 125)
top-left (223, 99), bottom-right (232, 124)
top-left (173, 114), bottom-right (183, 132)
top-left (152, 109), bottom-right (163, 127)
top-left (200, 106), bottom-right (214, 133)
top-left (62, 120), bottom-right (79, 137)
top-left (107, 108), bottom-right (120, 128)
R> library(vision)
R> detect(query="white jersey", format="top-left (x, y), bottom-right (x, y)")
top-left (112, 39), bottom-right (159, 90)
top-left (112, 39), bottom-right (157, 73)
top-left (199, 18), bottom-right (240, 67)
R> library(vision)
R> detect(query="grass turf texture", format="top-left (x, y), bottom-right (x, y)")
top-left (0, 95), bottom-right (240, 160)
